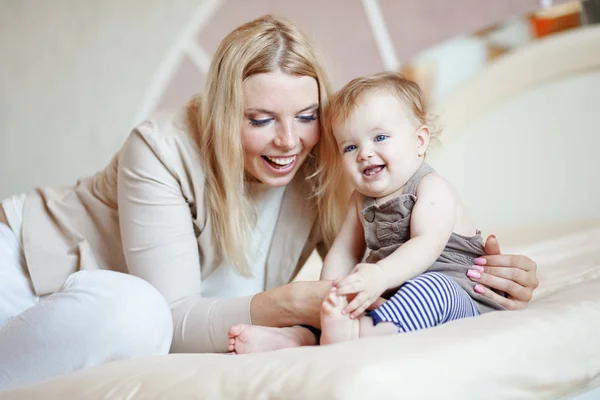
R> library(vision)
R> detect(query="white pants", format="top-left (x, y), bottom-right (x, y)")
top-left (0, 222), bottom-right (173, 390)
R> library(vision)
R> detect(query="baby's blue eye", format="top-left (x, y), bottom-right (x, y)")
top-left (375, 135), bottom-right (387, 142)
top-left (344, 145), bottom-right (357, 153)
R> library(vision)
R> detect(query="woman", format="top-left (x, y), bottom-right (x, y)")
top-left (0, 15), bottom-right (538, 389)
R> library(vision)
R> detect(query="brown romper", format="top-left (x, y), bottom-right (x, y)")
top-left (362, 162), bottom-right (504, 332)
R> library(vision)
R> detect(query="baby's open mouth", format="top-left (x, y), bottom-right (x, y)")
top-left (363, 165), bottom-right (385, 176)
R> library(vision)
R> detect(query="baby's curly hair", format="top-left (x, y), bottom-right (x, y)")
top-left (325, 71), bottom-right (441, 142)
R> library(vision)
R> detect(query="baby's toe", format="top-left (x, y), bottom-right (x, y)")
top-left (228, 324), bottom-right (242, 337)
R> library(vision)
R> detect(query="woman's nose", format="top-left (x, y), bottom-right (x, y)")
top-left (273, 121), bottom-right (299, 150)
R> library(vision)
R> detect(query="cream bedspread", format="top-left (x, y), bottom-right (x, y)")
top-left (1, 223), bottom-right (599, 399)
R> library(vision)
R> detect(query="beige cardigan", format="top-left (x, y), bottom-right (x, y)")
top-left (13, 106), bottom-right (322, 353)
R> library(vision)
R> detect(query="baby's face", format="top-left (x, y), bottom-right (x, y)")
top-left (333, 90), bottom-right (428, 200)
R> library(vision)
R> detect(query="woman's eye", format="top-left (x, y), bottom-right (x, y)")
top-left (249, 118), bottom-right (272, 127)
top-left (298, 113), bottom-right (317, 123)
top-left (344, 145), bottom-right (357, 153)
top-left (375, 134), bottom-right (387, 142)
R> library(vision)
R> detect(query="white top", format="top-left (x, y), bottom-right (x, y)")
top-left (201, 184), bottom-right (286, 298)
top-left (1, 193), bottom-right (26, 248)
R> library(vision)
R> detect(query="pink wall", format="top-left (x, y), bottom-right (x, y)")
top-left (156, 0), bottom-right (570, 110)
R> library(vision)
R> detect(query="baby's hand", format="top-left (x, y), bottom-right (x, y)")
top-left (334, 263), bottom-right (387, 319)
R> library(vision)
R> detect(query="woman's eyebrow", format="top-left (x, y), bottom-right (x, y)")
top-left (245, 103), bottom-right (319, 115)
top-left (245, 108), bottom-right (275, 116)
top-left (297, 103), bottom-right (319, 113)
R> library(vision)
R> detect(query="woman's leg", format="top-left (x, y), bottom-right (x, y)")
top-left (0, 269), bottom-right (173, 390)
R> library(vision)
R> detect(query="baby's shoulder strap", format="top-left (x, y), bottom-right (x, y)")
top-left (404, 162), bottom-right (436, 196)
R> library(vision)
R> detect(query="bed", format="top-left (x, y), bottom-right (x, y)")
top-left (1, 24), bottom-right (599, 400)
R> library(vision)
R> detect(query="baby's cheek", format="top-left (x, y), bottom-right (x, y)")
top-left (341, 159), bottom-right (355, 176)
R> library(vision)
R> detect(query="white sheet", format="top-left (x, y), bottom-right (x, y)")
top-left (1, 222), bottom-right (599, 399)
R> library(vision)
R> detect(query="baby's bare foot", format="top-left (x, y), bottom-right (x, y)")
top-left (228, 325), bottom-right (315, 354)
top-left (320, 288), bottom-right (360, 345)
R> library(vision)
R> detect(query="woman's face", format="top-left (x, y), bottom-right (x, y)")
top-left (242, 72), bottom-right (320, 187)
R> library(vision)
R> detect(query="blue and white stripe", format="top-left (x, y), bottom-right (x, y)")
top-left (368, 272), bottom-right (479, 332)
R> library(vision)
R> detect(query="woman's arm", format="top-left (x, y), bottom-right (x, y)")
top-left (250, 280), bottom-right (333, 329)
top-left (117, 129), bottom-right (257, 353)
top-left (468, 234), bottom-right (539, 310)
top-left (118, 130), bottom-right (202, 304)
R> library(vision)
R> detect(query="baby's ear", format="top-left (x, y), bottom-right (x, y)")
top-left (416, 125), bottom-right (430, 156)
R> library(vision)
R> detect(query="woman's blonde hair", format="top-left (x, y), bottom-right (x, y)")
top-left (190, 15), bottom-right (345, 275)
top-left (316, 72), bottom-right (440, 216)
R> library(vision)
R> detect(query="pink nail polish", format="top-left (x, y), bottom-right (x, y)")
top-left (472, 265), bottom-right (484, 272)
top-left (467, 270), bottom-right (481, 279)
top-left (474, 257), bottom-right (487, 265)
top-left (474, 284), bottom-right (485, 294)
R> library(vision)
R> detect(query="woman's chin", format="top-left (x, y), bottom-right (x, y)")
top-left (254, 172), bottom-right (297, 188)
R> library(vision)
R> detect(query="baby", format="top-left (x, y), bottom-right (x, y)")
top-left (319, 72), bottom-right (504, 345)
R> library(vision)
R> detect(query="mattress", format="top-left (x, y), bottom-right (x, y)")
top-left (1, 221), bottom-right (599, 399)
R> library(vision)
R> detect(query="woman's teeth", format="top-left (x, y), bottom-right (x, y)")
top-left (264, 156), bottom-right (295, 167)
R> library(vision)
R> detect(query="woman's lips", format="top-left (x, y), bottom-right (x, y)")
top-left (262, 155), bottom-right (298, 174)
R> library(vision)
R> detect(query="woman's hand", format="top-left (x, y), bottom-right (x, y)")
top-left (250, 280), bottom-right (332, 329)
top-left (467, 234), bottom-right (539, 310)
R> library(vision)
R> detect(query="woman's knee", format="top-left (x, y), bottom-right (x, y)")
top-left (60, 270), bottom-right (173, 356)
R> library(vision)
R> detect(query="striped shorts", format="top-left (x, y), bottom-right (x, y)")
top-left (367, 272), bottom-right (479, 332)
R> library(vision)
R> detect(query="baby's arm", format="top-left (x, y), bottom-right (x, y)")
top-left (336, 173), bottom-right (457, 317)
top-left (377, 173), bottom-right (457, 287)
top-left (320, 191), bottom-right (367, 281)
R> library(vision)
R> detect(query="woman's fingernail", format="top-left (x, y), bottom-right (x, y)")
top-left (472, 265), bottom-right (485, 272)
top-left (467, 270), bottom-right (481, 279)
top-left (474, 284), bottom-right (485, 294)
top-left (474, 257), bottom-right (487, 265)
